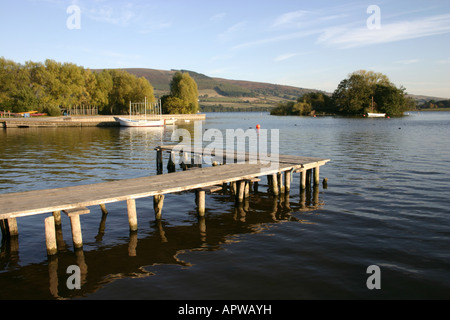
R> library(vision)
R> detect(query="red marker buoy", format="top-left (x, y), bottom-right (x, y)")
top-left (256, 124), bottom-right (260, 129)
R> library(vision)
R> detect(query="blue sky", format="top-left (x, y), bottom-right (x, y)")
top-left (1, 0), bottom-right (449, 98)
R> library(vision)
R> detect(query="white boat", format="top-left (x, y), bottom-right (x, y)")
top-left (367, 96), bottom-right (386, 117)
top-left (367, 113), bottom-right (386, 117)
top-left (165, 118), bottom-right (176, 125)
top-left (114, 117), bottom-right (165, 127)
top-left (115, 98), bottom-right (166, 127)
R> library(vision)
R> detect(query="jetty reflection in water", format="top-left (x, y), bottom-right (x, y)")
top-left (0, 182), bottom-right (323, 299)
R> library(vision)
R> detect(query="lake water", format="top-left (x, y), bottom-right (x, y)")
top-left (1, 111), bottom-right (449, 300)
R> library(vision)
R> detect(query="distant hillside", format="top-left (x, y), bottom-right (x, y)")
top-left (117, 68), bottom-right (323, 112)
top-left (106, 68), bottom-right (443, 112)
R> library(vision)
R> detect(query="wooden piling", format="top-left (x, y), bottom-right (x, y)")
top-left (237, 180), bottom-right (246, 202)
top-left (156, 148), bottom-right (163, 174)
top-left (322, 177), bottom-right (328, 189)
top-left (244, 181), bottom-right (250, 198)
top-left (99, 204), bottom-right (108, 215)
top-left (7, 218), bottom-right (18, 237)
top-left (127, 199), bottom-right (138, 231)
top-left (153, 195), bottom-right (165, 220)
top-left (197, 190), bottom-right (206, 216)
top-left (278, 172), bottom-right (285, 194)
top-left (52, 211), bottom-right (61, 226)
top-left (285, 170), bottom-right (291, 192)
top-left (69, 214), bottom-right (83, 249)
top-left (272, 174), bottom-right (279, 196)
top-left (314, 166), bottom-right (320, 186)
top-left (63, 207), bottom-right (89, 249)
top-left (1, 219), bottom-right (17, 239)
top-left (306, 169), bottom-right (311, 187)
top-left (167, 152), bottom-right (176, 172)
top-left (300, 170), bottom-right (306, 190)
top-left (45, 216), bottom-right (58, 256)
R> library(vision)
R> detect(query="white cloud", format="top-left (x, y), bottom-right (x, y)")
top-left (218, 21), bottom-right (247, 42)
top-left (437, 58), bottom-right (450, 64)
top-left (396, 59), bottom-right (420, 65)
top-left (317, 14), bottom-right (450, 49)
top-left (85, 4), bottom-right (136, 26)
top-left (210, 13), bottom-right (226, 23)
top-left (274, 53), bottom-right (297, 62)
top-left (272, 10), bottom-right (309, 28)
top-left (232, 29), bottom-right (320, 50)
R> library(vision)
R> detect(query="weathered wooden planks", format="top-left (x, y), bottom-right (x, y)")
top-left (156, 145), bottom-right (328, 166)
top-left (0, 146), bottom-right (330, 256)
top-left (0, 163), bottom-right (284, 219)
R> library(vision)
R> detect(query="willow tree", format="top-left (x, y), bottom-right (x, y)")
top-left (168, 71), bottom-right (199, 114)
top-left (107, 69), bottom-right (154, 114)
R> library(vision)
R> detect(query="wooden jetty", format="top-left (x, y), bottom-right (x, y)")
top-left (0, 114), bottom-right (205, 128)
top-left (0, 145), bottom-right (329, 256)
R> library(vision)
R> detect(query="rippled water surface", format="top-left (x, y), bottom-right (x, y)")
top-left (1, 112), bottom-right (450, 299)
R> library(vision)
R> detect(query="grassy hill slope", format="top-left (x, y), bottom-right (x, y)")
top-left (115, 68), bottom-right (444, 112)
top-left (121, 68), bottom-right (322, 112)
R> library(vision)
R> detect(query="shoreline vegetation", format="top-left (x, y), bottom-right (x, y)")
top-left (271, 70), bottom-right (415, 117)
top-left (0, 57), bottom-right (200, 117)
top-left (1, 57), bottom-right (448, 117)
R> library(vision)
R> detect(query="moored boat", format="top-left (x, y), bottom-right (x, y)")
top-left (367, 112), bottom-right (386, 117)
top-left (114, 117), bottom-right (165, 127)
top-left (115, 98), bottom-right (166, 127)
top-left (367, 96), bottom-right (386, 117)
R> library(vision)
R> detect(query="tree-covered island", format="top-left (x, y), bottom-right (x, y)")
top-left (271, 70), bottom-right (415, 117)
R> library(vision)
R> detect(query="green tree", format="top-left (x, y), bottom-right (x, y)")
top-left (332, 74), bottom-right (372, 114)
top-left (373, 84), bottom-right (409, 116)
top-left (107, 69), bottom-right (155, 114)
top-left (0, 57), bottom-right (155, 115)
top-left (92, 70), bottom-right (113, 113)
top-left (299, 92), bottom-right (333, 114)
top-left (332, 70), bottom-right (409, 116)
top-left (169, 71), bottom-right (199, 113)
top-left (163, 96), bottom-right (189, 114)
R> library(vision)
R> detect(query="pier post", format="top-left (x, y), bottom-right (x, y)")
top-left (167, 152), bottom-right (176, 172)
top-left (7, 218), bottom-right (18, 237)
top-left (237, 180), bottom-right (246, 202)
top-left (69, 215), bottom-right (83, 249)
top-left (153, 195), bottom-right (165, 220)
top-left (272, 174), bottom-right (279, 196)
top-left (197, 190), bottom-right (206, 216)
top-left (306, 169), bottom-right (311, 188)
top-left (52, 211), bottom-right (65, 251)
top-left (278, 172), bottom-right (285, 194)
top-left (127, 199), bottom-right (138, 232)
top-left (52, 211), bottom-right (62, 226)
top-left (300, 170), bottom-right (306, 190)
top-left (156, 148), bottom-right (163, 174)
top-left (322, 177), bottom-right (328, 189)
top-left (244, 181), bottom-right (250, 198)
top-left (45, 216), bottom-right (58, 256)
top-left (99, 204), bottom-right (108, 215)
top-left (314, 166), bottom-right (320, 186)
top-left (1, 218), bottom-right (18, 239)
top-left (285, 170), bottom-right (291, 192)
top-left (230, 181), bottom-right (237, 195)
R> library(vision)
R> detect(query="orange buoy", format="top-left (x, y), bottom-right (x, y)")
top-left (256, 124), bottom-right (260, 129)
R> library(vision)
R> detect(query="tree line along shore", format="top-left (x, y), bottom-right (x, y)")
top-left (2, 57), bottom-right (447, 118)
top-left (0, 57), bottom-right (199, 117)
top-left (271, 70), bottom-right (419, 117)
